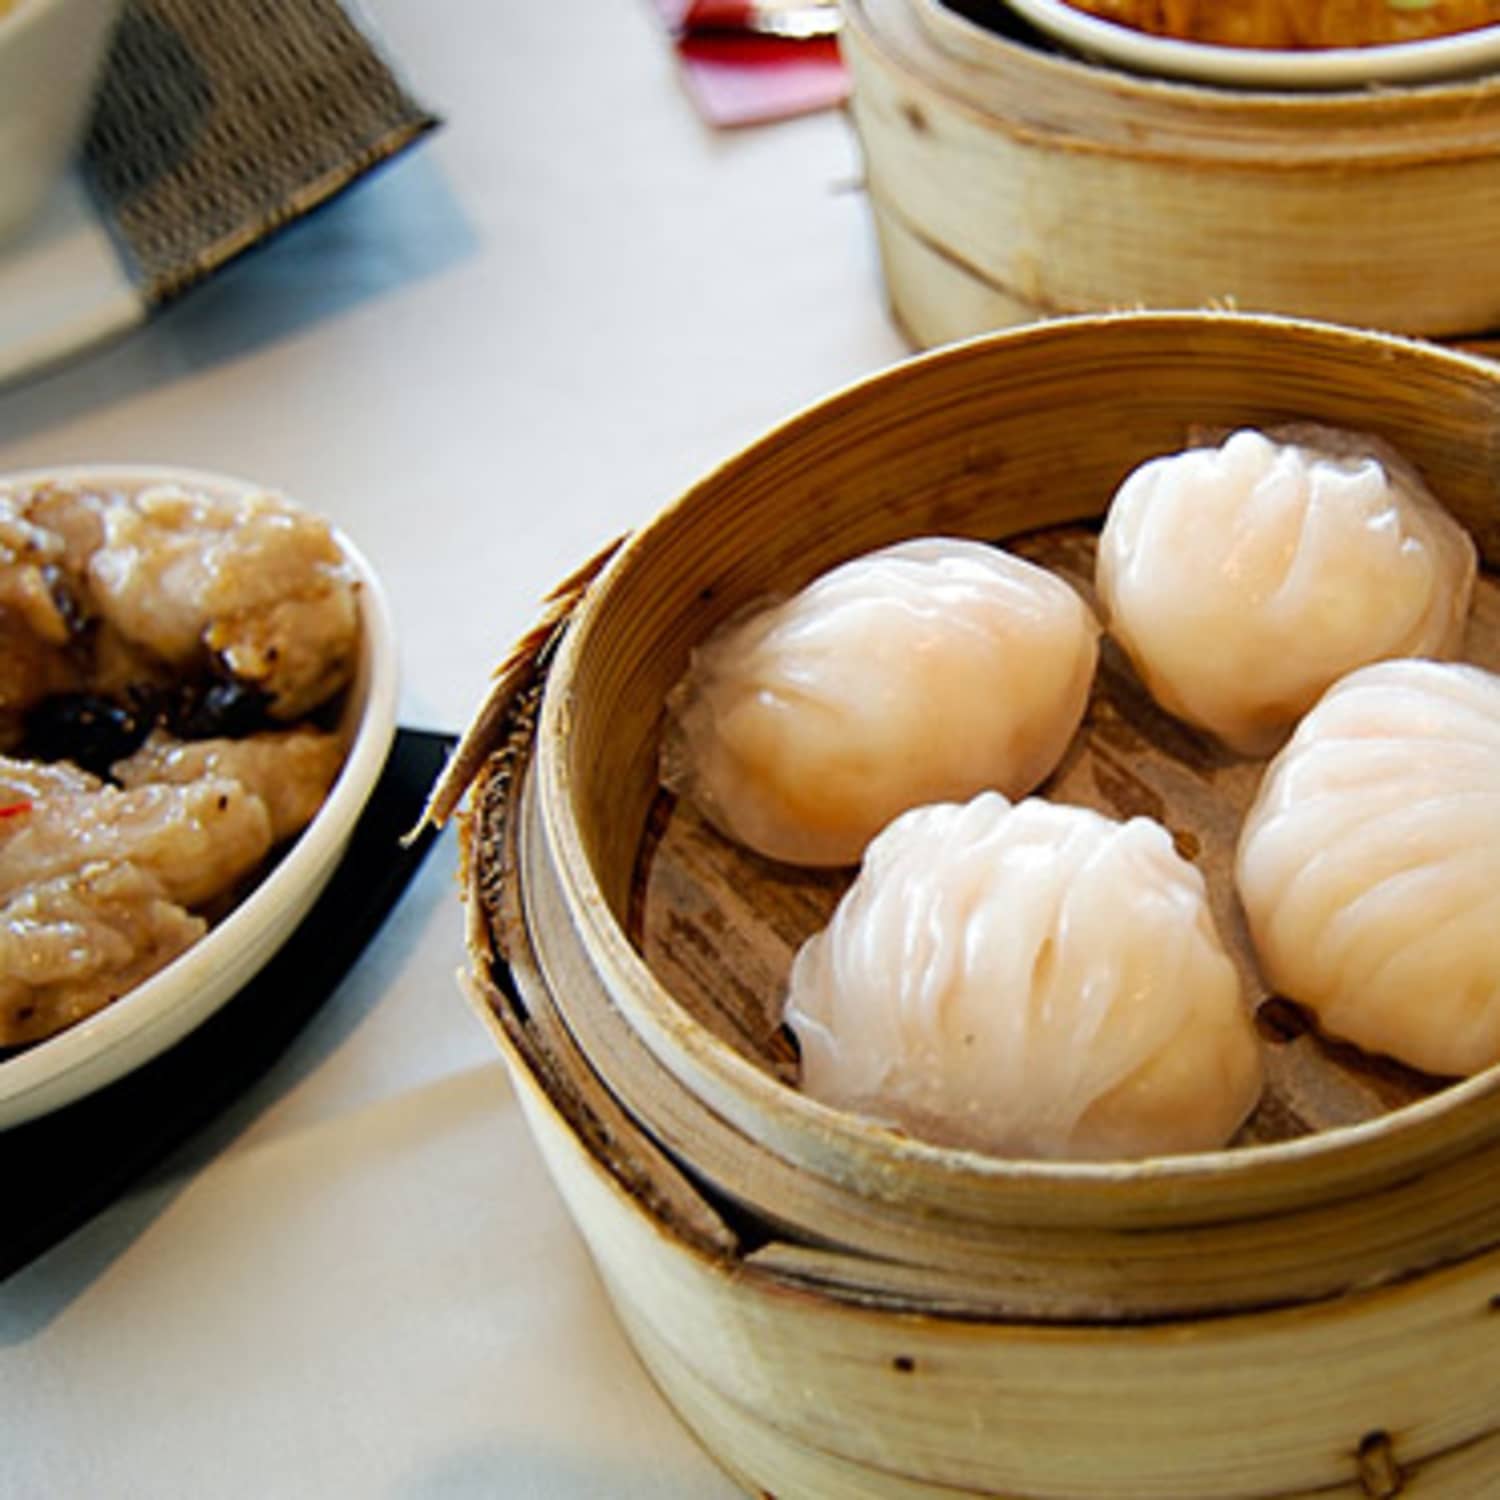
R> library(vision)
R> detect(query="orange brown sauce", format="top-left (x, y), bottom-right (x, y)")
top-left (1064, 0), bottom-right (1500, 47)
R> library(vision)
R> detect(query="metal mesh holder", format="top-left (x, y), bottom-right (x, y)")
top-left (81, 0), bottom-right (439, 305)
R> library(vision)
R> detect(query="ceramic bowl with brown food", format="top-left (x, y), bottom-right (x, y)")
top-left (1062, 0), bottom-right (1500, 48)
top-left (993, 0), bottom-right (1500, 86)
top-left (0, 465), bottom-right (398, 1127)
top-left (0, 0), bottom-right (124, 242)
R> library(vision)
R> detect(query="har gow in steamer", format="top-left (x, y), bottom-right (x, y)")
top-left (1095, 427), bottom-right (1477, 756)
top-left (783, 792), bottom-right (1263, 1161)
top-left (662, 538), bottom-right (1098, 867)
top-left (1236, 659), bottom-right (1500, 1079)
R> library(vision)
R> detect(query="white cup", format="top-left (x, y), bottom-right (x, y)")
top-left (0, 0), bottom-right (124, 243)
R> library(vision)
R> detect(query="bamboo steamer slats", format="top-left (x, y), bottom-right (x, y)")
top-left (507, 716), bottom-right (1500, 1325)
top-left (841, 0), bottom-right (1500, 346)
top-left (451, 313), bottom-right (1500, 1495)
top-left (527, 317), bottom-right (1500, 1233)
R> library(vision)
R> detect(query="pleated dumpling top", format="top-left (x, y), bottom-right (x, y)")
top-left (664, 538), bottom-right (1098, 867)
top-left (785, 792), bottom-right (1263, 1161)
top-left (1096, 427), bottom-right (1476, 755)
top-left (1237, 659), bottom-right (1500, 1077)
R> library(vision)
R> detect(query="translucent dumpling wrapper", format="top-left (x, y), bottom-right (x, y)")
top-left (1236, 659), bottom-right (1500, 1078)
top-left (784, 792), bottom-right (1263, 1161)
top-left (662, 538), bottom-right (1099, 867)
top-left (1095, 426), bottom-right (1477, 755)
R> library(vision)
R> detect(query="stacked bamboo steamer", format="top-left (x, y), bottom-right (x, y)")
top-left (442, 313), bottom-right (1500, 1498)
top-left (841, 0), bottom-right (1500, 351)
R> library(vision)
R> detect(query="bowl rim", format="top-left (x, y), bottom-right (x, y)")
top-left (0, 463), bottom-right (399, 1129)
top-left (992, 0), bottom-right (1500, 89)
top-left (532, 308), bottom-right (1500, 1195)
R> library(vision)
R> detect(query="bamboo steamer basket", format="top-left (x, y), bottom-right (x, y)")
top-left (840, 0), bottom-right (1500, 350)
top-left (440, 312), bottom-right (1500, 1497)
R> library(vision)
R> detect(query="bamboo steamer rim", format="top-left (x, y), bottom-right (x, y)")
top-left (481, 947), bottom-right (1500, 1500)
top-left (531, 309), bottom-right (1500, 1206)
top-left (847, 0), bottom-right (1500, 165)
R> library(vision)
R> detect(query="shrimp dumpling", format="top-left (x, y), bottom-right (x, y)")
top-left (784, 792), bottom-right (1263, 1161)
top-left (1236, 659), bottom-right (1500, 1078)
top-left (663, 538), bottom-right (1099, 866)
top-left (1096, 427), bottom-right (1476, 755)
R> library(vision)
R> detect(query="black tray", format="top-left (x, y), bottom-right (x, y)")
top-left (0, 725), bottom-right (455, 1281)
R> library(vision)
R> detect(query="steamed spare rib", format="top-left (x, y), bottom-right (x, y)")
top-left (113, 727), bottom-right (346, 844)
top-left (0, 863), bottom-right (204, 1046)
top-left (0, 476), bottom-right (359, 1050)
top-left (88, 485), bottom-right (359, 721)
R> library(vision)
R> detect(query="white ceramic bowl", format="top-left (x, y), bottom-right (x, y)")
top-left (0, 0), bottom-right (123, 242)
top-left (0, 465), bottom-right (399, 1129)
top-left (1000, 0), bottom-right (1500, 88)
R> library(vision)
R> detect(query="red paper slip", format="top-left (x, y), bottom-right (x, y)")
top-left (652, 0), bottom-right (849, 127)
top-left (677, 33), bottom-right (847, 127)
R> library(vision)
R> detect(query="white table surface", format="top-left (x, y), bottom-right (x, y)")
top-left (0, 2), bottom-right (909, 1495)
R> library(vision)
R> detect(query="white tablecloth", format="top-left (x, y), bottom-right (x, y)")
top-left (0, 2), bottom-right (908, 1494)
